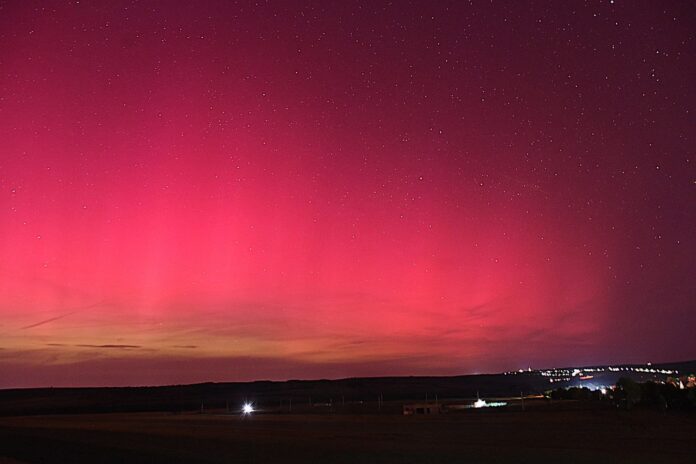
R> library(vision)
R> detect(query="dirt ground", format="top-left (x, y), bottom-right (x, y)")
top-left (1, 407), bottom-right (695, 463)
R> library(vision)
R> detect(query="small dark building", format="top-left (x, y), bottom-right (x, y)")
top-left (403, 403), bottom-right (442, 415)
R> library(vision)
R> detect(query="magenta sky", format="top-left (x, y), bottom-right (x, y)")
top-left (1, 1), bottom-right (694, 387)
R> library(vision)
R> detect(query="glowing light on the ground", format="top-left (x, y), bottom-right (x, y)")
top-left (242, 403), bottom-right (254, 415)
top-left (472, 399), bottom-right (507, 408)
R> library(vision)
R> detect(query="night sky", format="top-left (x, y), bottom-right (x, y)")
top-left (1, 1), bottom-right (694, 388)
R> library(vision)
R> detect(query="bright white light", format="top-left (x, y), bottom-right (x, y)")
top-left (472, 399), bottom-right (507, 408)
top-left (242, 403), bottom-right (254, 414)
top-left (600, 387), bottom-right (607, 395)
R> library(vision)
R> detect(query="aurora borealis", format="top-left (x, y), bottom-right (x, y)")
top-left (1, 1), bottom-right (694, 387)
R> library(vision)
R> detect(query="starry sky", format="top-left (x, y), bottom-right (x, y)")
top-left (0, 0), bottom-right (694, 388)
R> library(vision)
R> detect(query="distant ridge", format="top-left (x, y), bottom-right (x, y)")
top-left (1, 359), bottom-right (693, 416)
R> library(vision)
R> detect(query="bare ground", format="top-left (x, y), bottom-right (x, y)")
top-left (1, 408), bottom-right (695, 463)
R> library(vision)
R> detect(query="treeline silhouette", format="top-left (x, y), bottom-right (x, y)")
top-left (550, 378), bottom-right (696, 411)
top-left (613, 378), bottom-right (696, 411)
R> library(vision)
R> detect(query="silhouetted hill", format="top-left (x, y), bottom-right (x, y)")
top-left (1, 360), bottom-right (694, 416)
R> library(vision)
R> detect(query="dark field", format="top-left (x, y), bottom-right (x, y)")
top-left (1, 407), bottom-right (695, 463)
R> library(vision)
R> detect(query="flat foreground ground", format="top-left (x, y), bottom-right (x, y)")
top-left (1, 408), bottom-right (695, 463)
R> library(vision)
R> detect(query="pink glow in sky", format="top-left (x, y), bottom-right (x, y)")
top-left (1, 1), bottom-right (694, 387)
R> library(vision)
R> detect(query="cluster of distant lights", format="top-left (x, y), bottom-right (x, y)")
top-left (505, 363), bottom-right (678, 385)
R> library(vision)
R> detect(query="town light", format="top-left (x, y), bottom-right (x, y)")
top-left (242, 403), bottom-right (254, 414)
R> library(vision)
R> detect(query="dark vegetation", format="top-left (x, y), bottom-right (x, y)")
top-left (613, 378), bottom-right (696, 411)
top-left (549, 380), bottom-right (696, 411)
top-left (549, 386), bottom-right (607, 401)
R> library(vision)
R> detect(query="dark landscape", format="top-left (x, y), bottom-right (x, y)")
top-left (2, 408), bottom-right (696, 464)
top-left (2, 360), bottom-right (695, 416)
top-left (2, 360), bottom-right (696, 463)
